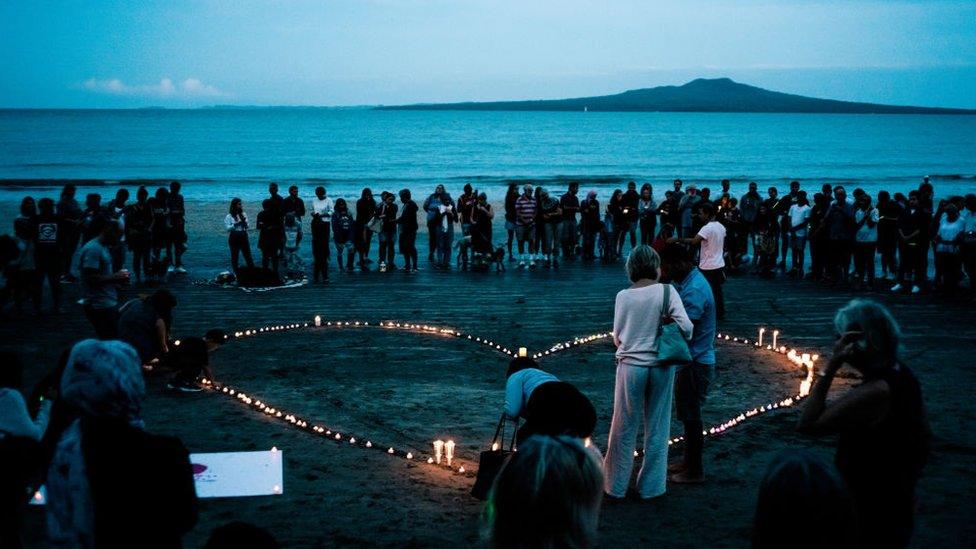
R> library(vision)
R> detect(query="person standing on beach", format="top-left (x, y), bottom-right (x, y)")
top-left (310, 186), bottom-right (333, 283)
top-left (397, 189), bottom-right (419, 272)
top-left (423, 185), bottom-right (446, 263)
top-left (35, 198), bottom-right (64, 313)
top-left (356, 188), bottom-right (377, 270)
top-left (458, 183), bottom-right (477, 237)
top-left (876, 191), bottom-right (902, 281)
top-left (149, 188), bottom-right (172, 273)
top-left (256, 199), bottom-right (283, 278)
top-left (677, 185), bottom-right (700, 240)
top-left (619, 181), bottom-right (640, 251)
top-left (80, 193), bottom-right (108, 245)
top-left (434, 193), bottom-right (456, 269)
top-left (826, 186), bottom-right (856, 286)
top-left (331, 199), bottom-right (357, 272)
top-left (659, 244), bottom-right (716, 484)
top-left (579, 190), bottom-right (600, 262)
top-left (514, 184), bottom-right (537, 268)
top-left (167, 182), bottom-right (187, 274)
top-left (56, 184), bottom-right (83, 282)
top-left (78, 221), bottom-right (129, 338)
top-left (760, 187), bottom-right (782, 268)
top-left (787, 191), bottom-right (811, 277)
top-left (638, 184), bottom-right (657, 246)
top-left (560, 182), bottom-right (580, 260)
top-left (670, 202), bottom-right (726, 320)
top-left (740, 182), bottom-right (761, 262)
top-left (852, 194), bottom-right (880, 290)
top-left (376, 192), bottom-right (398, 271)
top-left (12, 197), bottom-right (40, 315)
top-left (779, 181), bottom-right (801, 271)
top-left (962, 194), bottom-right (976, 289)
top-left (125, 187), bottom-right (153, 284)
top-left (504, 183), bottom-right (518, 262)
top-left (807, 192), bottom-right (830, 281)
top-left (224, 198), bottom-right (253, 275)
top-left (471, 192), bottom-right (494, 258)
top-left (538, 188), bottom-right (562, 268)
top-left (604, 245), bottom-right (692, 500)
top-left (933, 204), bottom-right (965, 293)
top-left (105, 189), bottom-right (129, 273)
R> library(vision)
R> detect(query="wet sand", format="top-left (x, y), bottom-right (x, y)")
top-left (2, 197), bottom-right (975, 547)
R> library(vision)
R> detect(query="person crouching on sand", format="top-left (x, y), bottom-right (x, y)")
top-left (503, 357), bottom-right (596, 444)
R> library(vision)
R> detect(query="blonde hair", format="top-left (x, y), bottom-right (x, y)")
top-left (625, 244), bottom-right (660, 282)
top-left (484, 435), bottom-right (604, 548)
top-left (833, 299), bottom-right (901, 360)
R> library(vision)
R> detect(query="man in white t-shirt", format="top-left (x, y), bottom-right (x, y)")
top-left (787, 192), bottom-right (812, 276)
top-left (670, 202), bottom-right (726, 319)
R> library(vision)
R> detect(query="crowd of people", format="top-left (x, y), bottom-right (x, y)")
top-left (490, 250), bottom-right (930, 548)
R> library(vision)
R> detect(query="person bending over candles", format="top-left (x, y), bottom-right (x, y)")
top-left (166, 329), bottom-right (229, 393)
top-left (504, 357), bottom-right (596, 444)
top-left (797, 299), bottom-right (930, 548)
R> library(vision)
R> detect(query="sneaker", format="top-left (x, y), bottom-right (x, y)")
top-left (529, 260), bottom-right (537, 269)
top-left (175, 266), bottom-right (187, 274)
top-left (890, 283), bottom-right (903, 292)
top-left (167, 265), bottom-right (176, 273)
top-left (911, 285), bottom-right (921, 294)
top-left (411, 267), bottom-right (419, 273)
top-left (166, 381), bottom-right (203, 393)
top-left (518, 261), bottom-right (526, 269)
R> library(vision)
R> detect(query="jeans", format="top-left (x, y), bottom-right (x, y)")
top-left (541, 222), bottom-right (559, 256)
top-left (604, 363), bottom-right (676, 499)
top-left (789, 234), bottom-right (807, 272)
top-left (700, 267), bottom-right (726, 319)
top-left (560, 219), bottom-right (578, 259)
top-left (436, 228), bottom-right (454, 267)
top-left (898, 242), bottom-right (925, 286)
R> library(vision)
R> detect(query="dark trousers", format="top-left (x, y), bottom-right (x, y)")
top-left (36, 253), bottom-right (62, 309)
top-left (84, 304), bottom-right (118, 339)
top-left (700, 267), bottom-right (726, 319)
top-left (399, 230), bottom-right (418, 270)
top-left (935, 252), bottom-right (961, 291)
top-left (898, 243), bottom-right (925, 286)
top-left (675, 361), bottom-right (715, 476)
top-left (853, 242), bottom-right (877, 285)
top-left (878, 230), bottom-right (898, 276)
top-left (640, 219), bottom-right (656, 246)
top-left (62, 229), bottom-right (80, 277)
top-left (809, 236), bottom-right (828, 279)
top-left (311, 220), bottom-right (330, 280)
top-left (130, 244), bottom-right (151, 280)
top-left (228, 232), bottom-right (254, 273)
top-left (828, 239), bottom-right (853, 282)
top-left (581, 229), bottom-right (597, 260)
top-left (427, 220), bottom-right (438, 258)
top-left (963, 243), bottom-right (976, 288)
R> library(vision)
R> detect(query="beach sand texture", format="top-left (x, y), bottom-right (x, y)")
top-left (1, 196), bottom-right (974, 547)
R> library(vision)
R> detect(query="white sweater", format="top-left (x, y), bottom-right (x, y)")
top-left (613, 283), bottom-right (693, 367)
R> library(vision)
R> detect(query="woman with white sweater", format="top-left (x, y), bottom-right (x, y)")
top-left (604, 245), bottom-right (692, 500)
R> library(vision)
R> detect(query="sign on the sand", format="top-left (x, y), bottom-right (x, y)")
top-left (190, 448), bottom-right (284, 498)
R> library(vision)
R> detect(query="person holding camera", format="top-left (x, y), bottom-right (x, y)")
top-left (798, 299), bottom-right (930, 548)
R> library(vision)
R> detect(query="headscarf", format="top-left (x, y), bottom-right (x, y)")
top-left (48, 339), bottom-right (146, 547)
top-left (586, 190), bottom-right (597, 200)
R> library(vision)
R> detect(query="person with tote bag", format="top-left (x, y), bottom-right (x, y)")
top-left (604, 245), bottom-right (692, 500)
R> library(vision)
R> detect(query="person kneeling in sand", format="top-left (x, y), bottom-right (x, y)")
top-left (166, 329), bottom-right (229, 393)
top-left (504, 357), bottom-right (596, 444)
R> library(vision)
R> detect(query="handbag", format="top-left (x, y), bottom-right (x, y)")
top-left (653, 284), bottom-right (692, 365)
top-left (471, 414), bottom-right (518, 500)
top-left (365, 215), bottom-right (382, 233)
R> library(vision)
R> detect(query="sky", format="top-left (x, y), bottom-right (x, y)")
top-left (2, 0), bottom-right (975, 109)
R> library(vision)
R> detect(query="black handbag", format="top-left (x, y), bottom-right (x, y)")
top-left (470, 415), bottom-right (518, 500)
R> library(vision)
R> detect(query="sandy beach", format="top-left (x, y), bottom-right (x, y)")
top-left (2, 195), bottom-right (975, 547)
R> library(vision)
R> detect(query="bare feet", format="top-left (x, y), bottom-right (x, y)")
top-left (669, 471), bottom-right (706, 484)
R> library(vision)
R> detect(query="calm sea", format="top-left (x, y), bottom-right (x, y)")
top-left (1, 109), bottom-right (974, 203)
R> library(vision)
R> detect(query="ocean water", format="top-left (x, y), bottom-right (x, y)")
top-left (1, 109), bottom-right (974, 203)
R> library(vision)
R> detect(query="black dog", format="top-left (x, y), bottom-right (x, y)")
top-left (491, 246), bottom-right (506, 272)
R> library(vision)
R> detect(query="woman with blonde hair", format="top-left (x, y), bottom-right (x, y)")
top-left (604, 245), bottom-right (692, 500)
top-left (484, 435), bottom-right (604, 548)
top-left (798, 299), bottom-right (930, 548)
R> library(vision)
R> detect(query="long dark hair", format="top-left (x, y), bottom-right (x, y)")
top-left (229, 197), bottom-right (243, 215)
top-left (335, 198), bottom-right (348, 214)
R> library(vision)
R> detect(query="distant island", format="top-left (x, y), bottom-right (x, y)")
top-left (376, 78), bottom-right (976, 114)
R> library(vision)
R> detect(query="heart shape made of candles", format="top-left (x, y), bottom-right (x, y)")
top-left (205, 318), bottom-right (817, 475)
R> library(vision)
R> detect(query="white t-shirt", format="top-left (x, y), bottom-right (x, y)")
top-left (696, 221), bottom-right (726, 270)
top-left (936, 217), bottom-right (966, 253)
top-left (855, 208), bottom-right (880, 243)
top-left (788, 204), bottom-right (812, 237)
top-left (312, 197), bottom-right (334, 220)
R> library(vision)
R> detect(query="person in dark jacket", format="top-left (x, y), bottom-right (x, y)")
top-left (798, 299), bottom-right (929, 548)
top-left (34, 198), bottom-right (64, 313)
top-left (397, 189), bottom-right (419, 272)
top-left (125, 187), bottom-right (154, 284)
top-left (331, 198), bottom-right (357, 272)
top-left (504, 183), bottom-right (519, 261)
top-left (56, 184), bottom-right (83, 282)
top-left (356, 188), bottom-right (377, 270)
top-left (375, 192), bottom-right (398, 271)
top-left (167, 181), bottom-right (188, 273)
top-left (825, 186), bottom-right (856, 285)
top-left (117, 289), bottom-right (178, 367)
top-left (256, 199), bottom-right (283, 277)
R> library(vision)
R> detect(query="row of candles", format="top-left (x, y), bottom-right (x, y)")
top-left (210, 316), bottom-right (822, 472)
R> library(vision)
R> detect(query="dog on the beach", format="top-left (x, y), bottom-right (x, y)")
top-left (454, 236), bottom-right (473, 269)
top-left (490, 246), bottom-right (506, 272)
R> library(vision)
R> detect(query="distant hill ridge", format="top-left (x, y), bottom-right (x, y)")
top-left (376, 78), bottom-right (975, 114)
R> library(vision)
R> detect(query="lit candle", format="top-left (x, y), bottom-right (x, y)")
top-left (772, 330), bottom-right (780, 349)
top-left (758, 327), bottom-right (766, 347)
top-left (314, 315), bottom-right (322, 327)
top-left (518, 347), bottom-right (527, 357)
top-left (433, 440), bottom-right (444, 464)
top-left (445, 440), bottom-right (456, 466)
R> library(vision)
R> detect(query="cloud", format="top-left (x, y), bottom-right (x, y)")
top-left (82, 77), bottom-right (225, 99)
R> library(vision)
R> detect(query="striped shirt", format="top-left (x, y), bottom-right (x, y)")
top-left (515, 195), bottom-right (537, 226)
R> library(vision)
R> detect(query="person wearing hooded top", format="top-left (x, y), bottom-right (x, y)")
top-left (331, 198), bottom-right (358, 272)
top-left (356, 188), bottom-right (377, 270)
